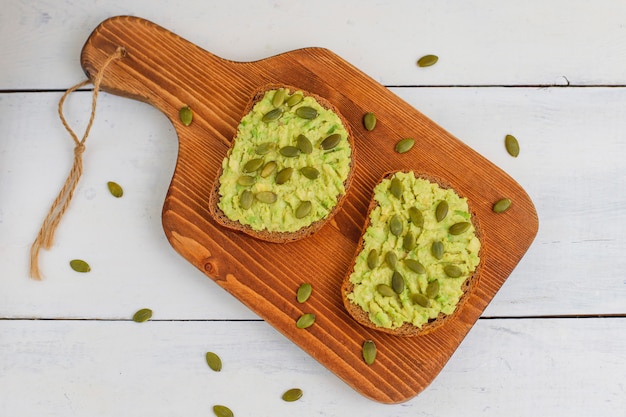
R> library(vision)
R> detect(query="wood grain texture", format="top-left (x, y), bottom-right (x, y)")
top-left (79, 16), bottom-right (538, 403)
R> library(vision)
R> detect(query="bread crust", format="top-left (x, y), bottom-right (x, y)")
top-left (341, 171), bottom-right (483, 337)
top-left (208, 84), bottom-right (355, 243)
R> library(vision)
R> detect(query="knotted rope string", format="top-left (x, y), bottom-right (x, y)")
top-left (30, 46), bottom-right (126, 280)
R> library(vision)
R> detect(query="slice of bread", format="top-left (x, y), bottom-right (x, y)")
top-left (208, 84), bottom-right (355, 243)
top-left (341, 171), bottom-right (482, 337)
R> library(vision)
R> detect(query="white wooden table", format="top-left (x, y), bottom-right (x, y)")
top-left (1, 1), bottom-right (625, 415)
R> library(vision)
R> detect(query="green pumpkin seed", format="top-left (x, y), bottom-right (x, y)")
top-left (362, 340), bottom-right (377, 365)
top-left (272, 88), bottom-right (286, 107)
top-left (132, 308), bottom-right (152, 323)
top-left (262, 107), bottom-right (283, 122)
top-left (69, 259), bottom-right (90, 273)
top-left (426, 280), bottom-right (440, 298)
top-left (320, 133), bottom-right (341, 150)
top-left (300, 166), bottom-right (320, 179)
top-left (205, 351), bottom-right (222, 372)
top-left (409, 207), bottom-right (424, 227)
top-left (505, 134), bottom-right (520, 157)
top-left (444, 265), bottom-right (463, 278)
top-left (282, 388), bottom-right (303, 402)
top-left (279, 146), bottom-right (300, 157)
top-left (179, 105), bottom-right (193, 126)
top-left (295, 200), bottom-right (312, 218)
top-left (405, 258), bottom-right (426, 274)
top-left (295, 106), bottom-right (318, 119)
top-left (493, 198), bottom-right (512, 213)
top-left (385, 251), bottom-right (397, 269)
top-left (392, 271), bottom-right (405, 294)
top-left (286, 93), bottom-right (303, 107)
top-left (297, 134), bottom-right (313, 154)
top-left (377, 284), bottom-right (395, 297)
top-left (449, 222), bottom-right (471, 235)
top-left (417, 54), bottom-right (439, 67)
top-left (395, 138), bottom-right (414, 153)
top-left (403, 232), bottom-right (415, 251)
top-left (275, 167), bottom-right (294, 184)
top-left (260, 161), bottom-right (277, 178)
top-left (296, 313), bottom-right (315, 329)
top-left (296, 283), bottom-right (312, 303)
top-left (412, 293), bottom-right (430, 307)
top-left (431, 241), bottom-right (444, 260)
top-left (237, 175), bottom-right (256, 186)
top-left (255, 142), bottom-right (275, 155)
top-left (435, 200), bottom-right (448, 222)
top-left (213, 405), bottom-right (234, 417)
top-left (107, 181), bottom-right (123, 198)
top-left (390, 177), bottom-right (403, 199)
top-left (255, 191), bottom-right (277, 204)
top-left (240, 190), bottom-right (254, 209)
top-left (367, 249), bottom-right (378, 269)
top-left (243, 158), bottom-right (264, 173)
top-left (389, 214), bottom-right (403, 236)
top-left (363, 112), bottom-right (377, 131)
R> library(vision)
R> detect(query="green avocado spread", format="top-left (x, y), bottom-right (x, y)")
top-left (347, 171), bottom-right (481, 330)
top-left (217, 89), bottom-right (352, 233)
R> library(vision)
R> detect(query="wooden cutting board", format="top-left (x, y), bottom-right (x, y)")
top-left (80, 16), bottom-right (538, 403)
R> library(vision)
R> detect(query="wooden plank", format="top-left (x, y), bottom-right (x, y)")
top-left (1, 318), bottom-right (623, 416)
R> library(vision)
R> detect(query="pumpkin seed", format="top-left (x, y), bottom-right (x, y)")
top-left (395, 138), bottom-right (414, 153)
top-left (409, 207), bottom-right (424, 227)
top-left (297, 134), bottom-right (313, 154)
top-left (320, 133), bottom-right (341, 150)
top-left (255, 142), bottom-right (275, 155)
top-left (389, 214), bottom-right (403, 236)
top-left (385, 251), bottom-right (397, 269)
top-left (237, 175), bottom-right (256, 186)
top-left (243, 158), bottom-right (264, 173)
top-left (431, 241), bottom-right (444, 260)
top-left (213, 405), bottom-right (234, 417)
top-left (260, 161), bottom-right (277, 178)
top-left (132, 308), bottom-right (152, 323)
top-left (362, 340), bottom-right (377, 365)
top-left (449, 222), bottom-right (471, 235)
top-left (435, 200), bottom-right (448, 222)
top-left (279, 146), bottom-right (300, 157)
top-left (107, 181), bottom-right (123, 198)
top-left (405, 258), bottom-right (426, 274)
top-left (286, 93), bottom-right (303, 107)
top-left (505, 134), bottom-right (520, 157)
top-left (272, 88), bottom-right (286, 107)
top-left (295, 106), bottom-right (318, 119)
top-left (205, 351), bottom-right (222, 372)
top-left (282, 388), bottom-right (303, 402)
top-left (493, 198), bottom-right (512, 213)
top-left (403, 232), bottom-right (415, 251)
top-left (240, 190), bottom-right (254, 209)
top-left (426, 280), bottom-right (440, 298)
top-left (69, 259), bottom-right (90, 273)
top-left (444, 265), bottom-right (463, 278)
top-left (262, 107), bottom-right (283, 122)
top-left (417, 54), bottom-right (439, 67)
top-left (255, 191), bottom-right (277, 204)
top-left (296, 283), bottom-right (312, 303)
top-left (392, 270), bottom-right (405, 294)
top-left (367, 249), bottom-right (378, 269)
top-left (390, 177), bottom-right (403, 199)
top-left (363, 112), bottom-right (377, 131)
top-left (300, 166), bottom-right (320, 179)
top-left (275, 167), bottom-right (294, 184)
top-left (179, 105), bottom-right (193, 126)
top-left (377, 283), bottom-right (395, 297)
top-left (412, 293), bottom-right (430, 307)
top-left (295, 200), bottom-right (312, 218)
top-left (296, 313), bottom-right (315, 329)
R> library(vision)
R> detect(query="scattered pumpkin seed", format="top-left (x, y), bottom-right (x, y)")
top-left (255, 191), bottom-right (277, 204)
top-left (213, 405), bottom-right (234, 417)
top-left (412, 293), bottom-right (430, 307)
top-left (505, 134), bottom-right (520, 157)
top-left (435, 200), bottom-right (449, 222)
top-left (363, 112), bottom-right (377, 131)
top-left (243, 158), bottom-right (264, 173)
top-left (69, 259), bottom-right (90, 273)
top-left (237, 175), bottom-right (256, 186)
top-left (403, 232), bottom-right (415, 251)
top-left (320, 133), bottom-right (341, 150)
top-left (282, 388), bottom-right (303, 402)
top-left (107, 181), bottom-right (123, 198)
top-left (297, 134), bottom-right (313, 154)
top-left (409, 207), bottom-right (424, 227)
top-left (286, 93), bottom-right (303, 107)
top-left (389, 214), bottom-right (403, 236)
top-left (417, 54), bottom-right (439, 67)
top-left (300, 166), bottom-right (320, 179)
top-left (385, 251), bottom-right (398, 269)
top-left (132, 308), bottom-right (152, 323)
top-left (260, 161), bottom-right (277, 178)
top-left (395, 138), bottom-right (415, 153)
top-left (275, 167), bottom-right (294, 184)
top-left (295, 200), bottom-right (312, 218)
top-left (392, 271), bottom-right (405, 294)
top-left (444, 265), bottom-right (463, 278)
top-left (255, 142), bottom-right (275, 155)
top-left (296, 313), bottom-right (316, 329)
top-left (377, 283), bottom-right (395, 297)
top-left (179, 105), bottom-right (193, 126)
top-left (296, 283), bottom-right (312, 303)
top-left (205, 351), bottom-right (222, 372)
top-left (295, 106), bottom-right (318, 119)
top-left (431, 241), bottom-right (444, 260)
top-left (279, 146), bottom-right (300, 158)
top-left (272, 88), bottom-right (286, 107)
top-left (390, 177), bottom-right (403, 199)
top-left (493, 198), bottom-right (512, 213)
top-left (362, 340), bottom-right (377, 365)
top-left (262, 107), bottom-right (283, 122)
top-left (405, 258), bottom-right (426, 274)
top-left (240, 190), bottom-right (254, 209)
top-left (449, 222), bottom-right (471, 235)
top-left (367, 249), bottom-right (378, 269)
top-left (426, 280), bottom-right (440, 298)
